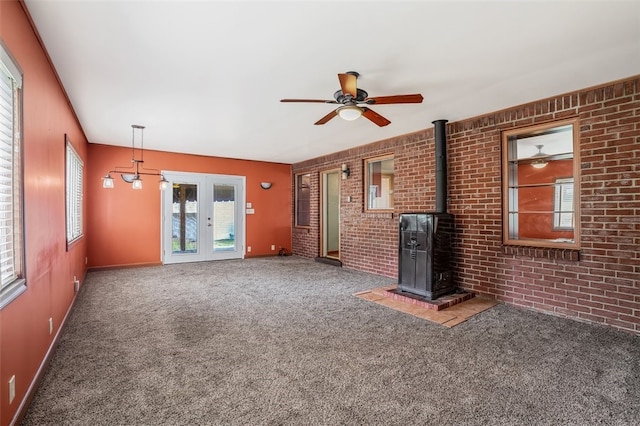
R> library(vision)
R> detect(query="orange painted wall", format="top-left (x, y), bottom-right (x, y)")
top-left (0, 2), bottom-right (88, 425)
top-left (87, 144), bottom-right (292, 268)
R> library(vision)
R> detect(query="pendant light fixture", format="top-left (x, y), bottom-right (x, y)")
top-left (102, 125), bottom-right (169, 190)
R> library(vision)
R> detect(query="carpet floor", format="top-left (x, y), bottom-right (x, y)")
top-left (22, 256), bottom-right (639, 425)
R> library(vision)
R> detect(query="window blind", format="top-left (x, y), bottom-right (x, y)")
top-left (554, 178), bottom-right (574, 229)
top-left (0, 65), bottom-right (15, 290)
top-left (66, 141), bottom-right (83, 243)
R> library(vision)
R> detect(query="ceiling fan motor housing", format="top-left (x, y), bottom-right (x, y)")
top-left (333, 88), bottom-right (369, 104)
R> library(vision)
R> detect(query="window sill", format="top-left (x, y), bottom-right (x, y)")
top-left (0, 278), bottom-right (27, 310)
top-left (363, 210), bottom-right (395, 219)
top-left (66, 234), bottom-right (84, 251)
top-left (502, 245), bottom-right (580, 261)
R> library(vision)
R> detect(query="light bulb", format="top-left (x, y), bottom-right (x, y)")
top-left (102, 174), bottom-right (114, 189)
top-left (159, 177), bottom-right (170, 190)
top-left (132, 176), bottom-right (143, 190)
top-left (337, 105), bottom-right (362, 121)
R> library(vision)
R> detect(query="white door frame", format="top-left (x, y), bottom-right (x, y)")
top-left (161, 171), bottom-right (246, 264)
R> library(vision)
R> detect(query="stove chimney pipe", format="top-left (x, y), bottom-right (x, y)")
top-left (433, 119), bottom-right (448, 213)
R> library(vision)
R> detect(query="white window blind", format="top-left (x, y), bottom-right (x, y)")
top-left (0, 42), bottom-right (23, 295)
top-left (66, 140), bottom-right (83, 244)
top-left (554, 178), bottom-right (574, 229)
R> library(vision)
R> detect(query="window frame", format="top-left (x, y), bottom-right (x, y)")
top-left (295, 172), bottom-right (311, 228)
top-left (65, 135), bottom-right (84, 247)
top-left (364, 154), bottom-right (395, 212)
top-left (0, 40), bottom-right (26, 309)
top-left (501, 118), bottom-right (580, 250)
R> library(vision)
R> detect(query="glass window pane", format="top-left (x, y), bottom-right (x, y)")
top-left (0, 68), bottom-right (15, 289)
top-left (172, 184), bottom-right (198, 254)
top-left (502, 119), bottom-right (579, 249)
top-left (213, 184), bottom-right (235, 251)
top-left (296, 173), bottom-right (311, 227)
top-left (511, 212), bottom-right (574, 244)
top-left (0, 42), bottom-right (25, 307)
top-left (365, 156), bottom-right (394, 210)
top-left (66, 138), bottom-right (83, 245)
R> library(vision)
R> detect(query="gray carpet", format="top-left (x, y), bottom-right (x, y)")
top-left (22, 257), bottom-right (639, 425)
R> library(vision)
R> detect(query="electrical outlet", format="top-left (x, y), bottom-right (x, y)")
top-left (9, 375), bottom-right (15, 404)
top-left (49, 318), bottom-right (53, 335)
top-left (271, 245), bottom-right (275, 251)
top-left (247, 246), bottom-right (251, 252)
top-left (85, 256), bottom-right (88, 264)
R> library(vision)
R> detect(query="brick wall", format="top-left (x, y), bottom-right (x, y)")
top-left (292, 75), bottom-right (640, 334)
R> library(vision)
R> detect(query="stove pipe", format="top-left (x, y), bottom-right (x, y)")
top-left (432, 119), bottom-right (448, 213)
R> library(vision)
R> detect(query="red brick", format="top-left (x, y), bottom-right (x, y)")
top-left (292, 76), bottom-right (640, 335)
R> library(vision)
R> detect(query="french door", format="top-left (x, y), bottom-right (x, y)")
top-left (162, 172), bottom-right (245, 264)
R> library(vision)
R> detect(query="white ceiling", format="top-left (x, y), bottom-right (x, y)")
top-left (24, 0), bottom-right (640, 164)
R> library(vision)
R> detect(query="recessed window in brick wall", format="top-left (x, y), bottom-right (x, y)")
top-left (364, 155), bottom-right (394, 211)
top-left (295, 173), bottom-right (311, 227)
top-left (502, 118), bottom-right (580, 250)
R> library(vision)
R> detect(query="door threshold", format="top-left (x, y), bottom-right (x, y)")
top-left (315, 256), bottom-right (342, 267)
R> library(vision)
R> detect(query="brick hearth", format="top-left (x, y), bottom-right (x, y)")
top-left (383, 287), bottom-right (474, 311)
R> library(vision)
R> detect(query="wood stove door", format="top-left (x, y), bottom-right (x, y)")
top-left (399, 235), bottom-right (416, 292)
top-left (398, 213), bottom-right (432, 298)
top-left (399, 214), bottom-right (419, 293)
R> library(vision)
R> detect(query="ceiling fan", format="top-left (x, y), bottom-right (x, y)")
top-left (280, 71), bottom-right (423, 127)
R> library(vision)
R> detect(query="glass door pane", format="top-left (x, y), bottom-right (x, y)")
top-left (172, 183), bottom-right (198, 254)
top-left (212, 184), bottom-right (236, 252)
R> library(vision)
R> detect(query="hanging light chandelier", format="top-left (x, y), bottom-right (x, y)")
top-left (102, 125), bottom-right (169, 190)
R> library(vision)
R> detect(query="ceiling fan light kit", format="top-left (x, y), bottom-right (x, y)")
top-left (531, 144), bottom-right (549, 169)
top-left (337, 105), bottom-right (363, 121)
top-left (281, 71), bottom-right (423, 127)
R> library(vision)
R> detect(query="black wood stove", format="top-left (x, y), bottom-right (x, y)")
top-left (397, 120), bottom-right (456, 300)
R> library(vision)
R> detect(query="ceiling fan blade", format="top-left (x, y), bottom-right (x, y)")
top-left (338, 73), bottom-right (358, 97)
top-left (314, 110), bottom-right (338, 125)
top-left (365, 94), bottom-right (424, 105)
top-left (361, 107), bottom-right (391, 127)
top-left (280, 98), bottom-right (337, 103)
